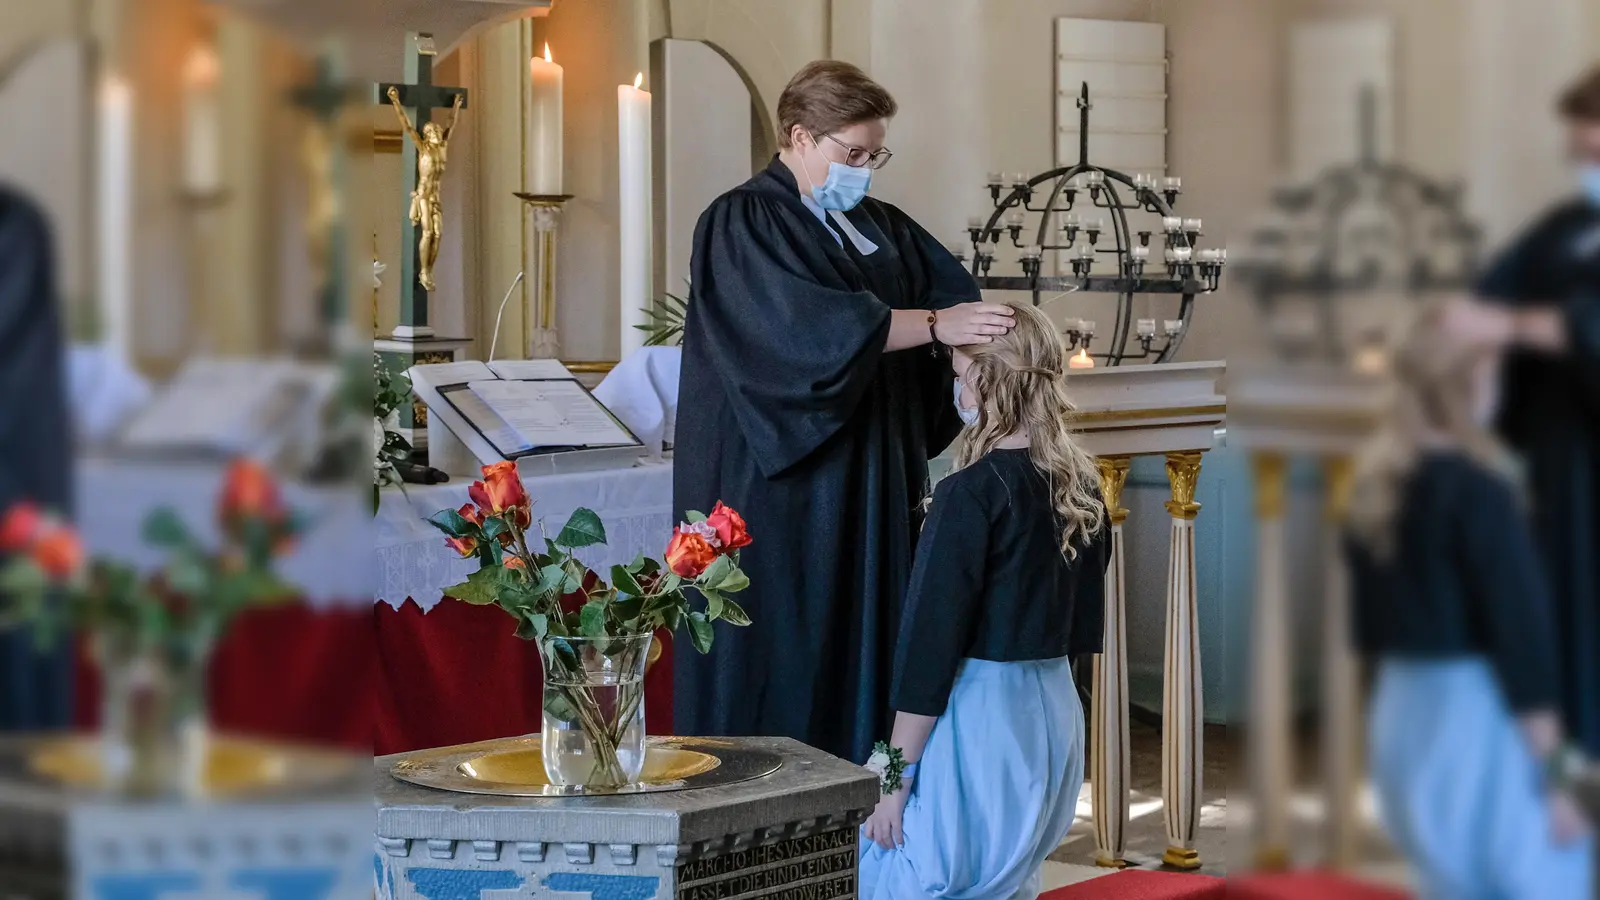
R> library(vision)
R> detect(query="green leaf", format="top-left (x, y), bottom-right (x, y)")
top-left (610, 564), bottom-right (643, 597)
top-left (687, 611), bottom-right (714, 654)
top-left (443, 566), bottom-right (524, 607)
top-left (579, 600), bottom-right (609, 637)
top-left (480, 517), bottom-right (509, 541)
top-left (554, 508), bottom-right (606, 549)
top-left (661, 604), bottom-right (683, 632)
top-left (426, 508), bottom-right (477, 539)
top-left (514, 612), bottom-right (550, 641)
top-left (719, 598), bottom-right (752, 627)
top-left (702, 588), bottom-right (726, 620)
top-left (442, 578), bottom-right (497, 606)
top-left (611, 594), bottom-right (646, 628)
top-left (684, 510), bottom-right (707, 524)
top-left (699, 555), bottom-right (734, 590)
top-left (141, 507), bottom-right (193, 548)
top-left (716, 566), bottom-right (750, 594)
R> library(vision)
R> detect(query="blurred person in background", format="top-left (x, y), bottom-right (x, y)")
top-left (0, 186), bottom-right (73, 730)
top-left (1445, 64), bottom-right (1600, 759)
top-left (1347, 307), bottom-right (1593, 899)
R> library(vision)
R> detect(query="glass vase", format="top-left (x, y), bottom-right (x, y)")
top-left (94, 635), bottom-right (212, 799)
top-left (537, 633), bottom-right (651, 790)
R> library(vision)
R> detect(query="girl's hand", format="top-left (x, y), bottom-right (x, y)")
top-left (935, 302), bottom-right (1015, 347)
top-left (862, 788), bottom-right (909, 850)
top-left (1550, 789), bottom-right (1593, 845)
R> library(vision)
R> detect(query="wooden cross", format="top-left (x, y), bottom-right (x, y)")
top-left (290, 47), bottom-right (358, 335)
top-left (374, 33), bottom-right (469, 338)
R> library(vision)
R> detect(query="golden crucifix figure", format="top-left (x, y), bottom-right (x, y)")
top-left (387, 86), bottom-right (463, 292)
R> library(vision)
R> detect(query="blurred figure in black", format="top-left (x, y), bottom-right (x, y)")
top-left (1445, 65), bottom-right (1600, 758)
top-left (0, 187), bottom-right (73, 730)
top-left (1347, 306), bottom-right (1593, 899)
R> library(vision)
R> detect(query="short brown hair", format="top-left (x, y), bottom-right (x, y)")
top-left (776, 61), bottom-right (898, 148)
top-left (1558, 65), bottom-right (1600, 122)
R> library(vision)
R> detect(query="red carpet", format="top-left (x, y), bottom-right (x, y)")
top-left (1227, 872), bottom-right (1411, 899)
top-left (1042, 870), bottom-right (1226, 899)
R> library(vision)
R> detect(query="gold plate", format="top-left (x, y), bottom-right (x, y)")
top-left (390, 735), bottom-right (783, 797)
top-left (17, 735), bottom-right (360, 799)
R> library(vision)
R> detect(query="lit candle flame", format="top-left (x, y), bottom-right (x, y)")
top-left (184, 46), bottom-right (219, 87)
top-left (544, 43), bottom-right (553, 63)
top-left (633, 72), bottom-right (643, 90)
top-left (1068, 348), bottom-right (1095, 370)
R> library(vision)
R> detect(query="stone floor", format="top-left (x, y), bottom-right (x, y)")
top-left (1038, 718), bottom-right (1416, 891)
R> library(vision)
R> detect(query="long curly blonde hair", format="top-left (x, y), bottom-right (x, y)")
top-left (1346, 302), bottom-right (1518, 558)
top-left (951, 302), bottom-right (1106, 557)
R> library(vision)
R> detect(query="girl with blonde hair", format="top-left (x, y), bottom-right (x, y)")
top-left (860, 301), bottom-right (1109, 899)
top-left (1346, 304), bottom-right (1593, 899)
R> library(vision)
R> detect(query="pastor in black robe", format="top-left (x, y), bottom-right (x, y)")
top-left (1478, 197), bottom-right (1600, 756)
top-left (673, 157), bottom-right (979, 764)
top-left (0, 186), bottom-right (74, 730)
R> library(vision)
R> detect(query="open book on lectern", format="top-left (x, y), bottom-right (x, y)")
top-left (408, 359), bottom-right (644, 470)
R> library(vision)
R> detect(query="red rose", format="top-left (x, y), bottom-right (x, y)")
top-left (469, 461), bottom-right (532, 529)
top-left (504, 555), bottom-right (528, 571)
top-left (706, 502), bottom-right (752, 553)
top-left (458, 503), bottom-right (484, 527)
top-left (218, 458), bottom-right (286, 526)
top-left (445, 536), bottom-right (478, 558)
top-left (0, 502), bottom-right (43, 552)
top-left (30, 525), bottom-right (83, 580)
top-left (665, 528), bottom-right (718, 579)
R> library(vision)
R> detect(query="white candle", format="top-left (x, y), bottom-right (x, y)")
top-left (1019, 245), bottom-right (1042, 259)
top-left (1011, 173), bottom-right (1029, 188)
top-left (98, 75), bottom-right (133, 361)
top-left (1198, 249), bottom-right (1219, 263)
top-left (1005, 210), bottom-right (1026, 227)
top-left (1164, 319), bottom-right (1184, 335)
top-left (1131, 245), bottom-right (1150, 261)
top-left (1163, 216), bottom-right (1182, 233)
top-left (1137, 318), bottom-right (1157, 336)
top-left (1068, 347), bottom-right (1095, 370)
top-left (1077, 245), bottom-right (1095, 259)
top-left (1183, 218), bottom-right (1203, 232)
top-left (1164, 176), bottom-right (1183, 191)
top-left (986, 171), bottom-right (1004, 187)
top-left (527, 44), bottom-right (564, 194)
top-left (1081, 320), bottom-right (1097, 335)
top-left (618, 73), bottom-right (653, 360)
top-left (1173, 246), bottom-right (1193, 263)
top-left (182, 46), bottom-right (220, 194)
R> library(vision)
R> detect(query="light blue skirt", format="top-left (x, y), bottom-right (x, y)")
top-left (1369, 658), bottom-right (1594, 900)
top-left (859, 656), bottom-right (1083, 900)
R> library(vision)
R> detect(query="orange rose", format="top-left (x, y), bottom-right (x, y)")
top-left (219, 458), bottom-right (285, 526)
top-left (0, 502), bottom-right (43, 552)
top-left (504, 555), bottom-right (528, 571)
top-left (458, 503), bottom-right (484, 527)
top-left (445, 535), bottom-right (478, 558)
top-left (30, 525), bottom-right (83, 580)
top-left (665, 528), bottom-right (718, 579)
top-left (706, 502), bottom-right (752, 553)
top-left (469, 462), bottom-right (532, 529)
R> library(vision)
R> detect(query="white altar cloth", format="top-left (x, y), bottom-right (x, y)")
top-left (376, 460), bottom-right (675, 610)
top-left (77, 457), bottom-right (373, 608)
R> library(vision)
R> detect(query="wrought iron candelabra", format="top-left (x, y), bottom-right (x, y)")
top-left (1233, 89), bottom-right (1481, 363)
top-left (963, 83), bottom-right (1227, 366)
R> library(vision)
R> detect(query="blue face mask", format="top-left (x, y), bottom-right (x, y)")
top-left (805, 135), bottom-right (872, 211)
top-left (953, 378), bottom-right (979, 426)
top-left (1582, 164), bottom-right (1600, 206)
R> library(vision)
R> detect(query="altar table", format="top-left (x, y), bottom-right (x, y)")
top-left (67, 458), bottom-right (680, 756)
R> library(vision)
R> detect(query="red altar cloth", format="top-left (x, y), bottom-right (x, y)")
top-left (73, 599), bottom-right (676, 756)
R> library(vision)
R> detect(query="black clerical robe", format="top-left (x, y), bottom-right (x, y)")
top-left (0, 187), bottom-right (73, 730)
top-left (1479, 198), bottom-right (1600, 756)
top-left (673, 158), bottom-right (978, 763)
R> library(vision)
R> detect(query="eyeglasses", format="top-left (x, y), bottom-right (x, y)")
top-left (817, 132), bottom-right (894, 170)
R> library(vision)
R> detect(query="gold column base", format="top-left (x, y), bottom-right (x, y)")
top-left (1094, 854), bottom-right (1130, 869)
top-left (1162, 846), bottom-right (1203, 870)
top-left (1254, 845), bottom-right (1292, 871)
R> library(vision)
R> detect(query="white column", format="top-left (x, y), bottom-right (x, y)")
top-left (1091, 456), bottom-right (1132, 869)
top-left (1249, 451), bottom-right (1292, 870)
top-left (1162, 451), bottom-right (1205, 870)
top-left (1321, 455), bottom-right (1362, 868)
top-left (97, 74), bottom-right (133, 362)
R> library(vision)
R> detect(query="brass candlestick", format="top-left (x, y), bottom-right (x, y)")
top-left (514, 192), bottom-right (574, 359)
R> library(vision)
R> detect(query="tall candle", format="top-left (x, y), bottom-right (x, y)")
top-left (527, 44), bottom-right (564, 194)
top-left (618, 73), bottom-right (653, 360)
top-left (182, 46), bottom-right (220, 194)
top-left (98, 75), bottom-right (133, 360)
